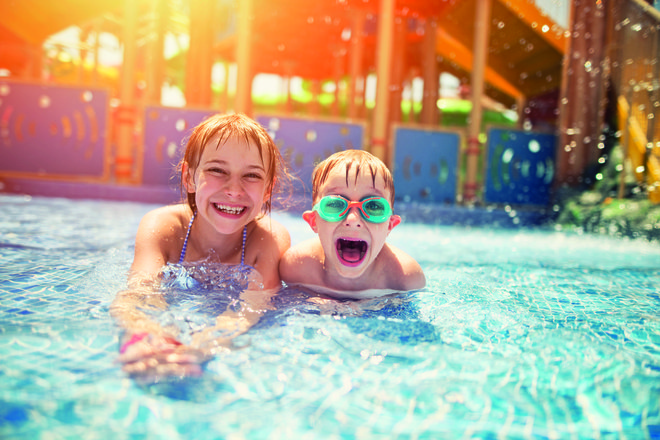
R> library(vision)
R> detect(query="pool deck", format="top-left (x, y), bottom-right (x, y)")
top-left (0, 176), bottom-right (554, 228)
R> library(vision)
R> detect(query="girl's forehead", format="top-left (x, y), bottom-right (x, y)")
top-left (200, 135), bottom-right (268, 164)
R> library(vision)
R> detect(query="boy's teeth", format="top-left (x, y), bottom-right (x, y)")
top-left (214, 204), bottom-right (244, 215)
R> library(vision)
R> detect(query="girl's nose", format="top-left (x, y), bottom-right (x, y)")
top-left (224, 177), bottom-right (244, 197)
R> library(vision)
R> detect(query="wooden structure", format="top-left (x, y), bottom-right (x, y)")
top-left (11, 0), bottom-right (644, 204)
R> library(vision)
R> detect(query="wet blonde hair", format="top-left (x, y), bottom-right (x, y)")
top-left (178, 113), bottom-right (290, 214)
top-left (310, 150), bottom-right (395, 204)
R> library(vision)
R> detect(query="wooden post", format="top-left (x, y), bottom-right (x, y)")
top-left (556, 0), bottom-right (609, 186)
top-left (372, 0), bottom-right (395, 164)
top-left (464, 0), bottom-right (491, 203)
top-left (421, 18), bottom-right (439, 125)
top-left (147, 0), bottom-right (167, 104)
top-left (116, 0), bottom-right (139, 183)
top-left (348, 12), bottom-right (365, 120)
top-left (235, 0), bottom-right (254, 115)
top-left (186, 0), bottom-right (214, 107)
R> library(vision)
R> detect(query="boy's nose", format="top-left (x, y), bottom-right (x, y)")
top-left (344, 207), bottom-right (363, 226)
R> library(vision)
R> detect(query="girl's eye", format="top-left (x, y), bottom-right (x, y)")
top-left (244, 173), bottom-right (263, 180)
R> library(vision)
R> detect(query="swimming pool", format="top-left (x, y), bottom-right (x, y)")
top-left (1, 194), bottom-right (658, 439)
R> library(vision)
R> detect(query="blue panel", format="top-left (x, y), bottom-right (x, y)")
top-left (256, 115), bottom-right (364, 199)
top-left (142, 106), bottom-right (216, 185)
top-left (484, 128), bottom-right (557, 206)
top-left (392, 127), bottom-right (461, 204)
top-left (0, 80), bottom-right (109, 178)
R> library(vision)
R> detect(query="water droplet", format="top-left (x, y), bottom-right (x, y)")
top-left (528, 140), bottom-right (541, 153)
top-left (341, 28), bottom-right (352, 41)
top-left (502, 149), bottom-right (514, 164)
top-left (39, 95), bottom-right (50, 108)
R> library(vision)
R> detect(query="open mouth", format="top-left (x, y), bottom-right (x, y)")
top-left (336, 238), bottom-right (368, 266)
top-left (213, 203), bottom-right (246, 216)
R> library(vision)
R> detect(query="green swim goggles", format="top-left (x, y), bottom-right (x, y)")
top-left (312, 195), bottom-right (393, 223)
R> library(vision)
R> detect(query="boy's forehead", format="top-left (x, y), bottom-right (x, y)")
top-left (320, 166), bottom-right (389, 193)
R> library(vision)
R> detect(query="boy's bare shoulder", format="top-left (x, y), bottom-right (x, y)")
top-left (382, 243), bottom-right (426, 291)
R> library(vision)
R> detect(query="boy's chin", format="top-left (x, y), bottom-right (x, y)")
top-left (333, 257), bottom-right (369, 279)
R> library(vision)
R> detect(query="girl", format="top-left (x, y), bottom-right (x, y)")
top-left (111, 113), bottom-right (291, 380)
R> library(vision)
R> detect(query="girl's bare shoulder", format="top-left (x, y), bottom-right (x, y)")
top-left (252, 215), bottom-right (291, 245)
top-left (137, 204), bottom-right (191, 238)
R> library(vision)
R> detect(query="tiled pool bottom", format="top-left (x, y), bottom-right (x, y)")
top-left (0, 194), bottom-right (659, 439)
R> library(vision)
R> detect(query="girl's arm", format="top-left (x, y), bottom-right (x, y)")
top-left (111, 206), bottom-right (210, 379)
top-left (249, 216), bottom-right (291, 290)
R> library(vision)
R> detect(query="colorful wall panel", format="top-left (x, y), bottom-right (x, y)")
top-left (484, 128), bottom-right (557, 206)
top-left (391, 125), bottom-right (462, 204)
top-left (141, 106), bottom-right (216, 186)
top-left (0, 80), bottom-right (109, 179)
top-left (256, 115), bottom-right (365, 199)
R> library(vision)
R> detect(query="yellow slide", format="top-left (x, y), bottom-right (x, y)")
top-left (618, 96), bottom-right (660, 203)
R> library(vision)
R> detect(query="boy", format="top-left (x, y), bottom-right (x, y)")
top-left (279, 150), bottom-right (425, 299)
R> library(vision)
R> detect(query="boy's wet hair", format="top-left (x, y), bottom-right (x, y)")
top-left (310, 150), bottom-right (395, 204)
top-left (178, 113), bottom-right (291, 214)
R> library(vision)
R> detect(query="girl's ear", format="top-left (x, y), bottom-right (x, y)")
top-left (388, 214), bottom-right (401, 231)
top-left (263, 176), bottom-right (276, 203)
top-left (182, 162), bottom-right (195, 193)
top-left (302, 210), bottom-right (318, 233)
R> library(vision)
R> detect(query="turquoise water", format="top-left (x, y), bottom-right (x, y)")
top-left (0, 194), bottom-right (659, 439)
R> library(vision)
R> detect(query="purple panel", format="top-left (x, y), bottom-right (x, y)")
top-left (255, 115), bottom-right (365, 200)
top-left (142, 106), bottom-right (216, 185)
top-left (0, 80), bottom-right (109, 177)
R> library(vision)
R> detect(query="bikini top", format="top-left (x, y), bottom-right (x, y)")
top-left (178, 212), bottom-right (247, 265)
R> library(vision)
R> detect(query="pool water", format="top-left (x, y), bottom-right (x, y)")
top-left (1, 194), bottom-right (659, 439)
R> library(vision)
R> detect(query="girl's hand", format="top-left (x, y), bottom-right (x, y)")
top-left (117, 333), bottom-right (212, 381)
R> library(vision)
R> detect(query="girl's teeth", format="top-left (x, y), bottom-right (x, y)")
top-left (215, 204), bottom-right (244, 215)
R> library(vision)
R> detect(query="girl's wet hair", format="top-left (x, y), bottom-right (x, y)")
top-left (310, 150), bottom-right (395, 204)
top-left (178, 113), bottom-right (291, 214)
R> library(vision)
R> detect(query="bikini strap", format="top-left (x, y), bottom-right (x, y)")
top-left (178, 211), bottom-right (196, 264)
top-left (241, 224), bottom-right (247, 266)
top-left (179, 212), bottom-right (247, 266)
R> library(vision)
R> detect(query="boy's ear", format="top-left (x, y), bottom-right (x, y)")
top-left (182, 162), bottom-right (195, 193)
top-left (302, 210), bottom-right (318, 233)
top-left (388, 214), bottom-right (401, 231)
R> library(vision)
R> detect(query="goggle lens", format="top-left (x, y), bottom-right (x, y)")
top-left (313, 196), bottom-right (392, 223)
